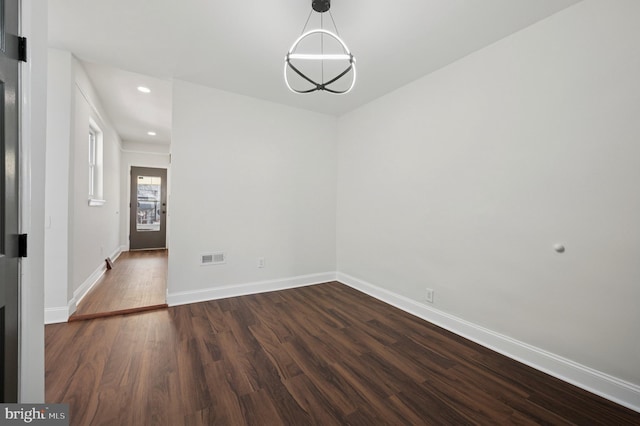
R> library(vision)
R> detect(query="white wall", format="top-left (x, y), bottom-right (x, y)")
top-left (44, 54), bottom-right (123, 321)
top-left (122, 140), bottom-right (170, 154)
top-left (44, 48), bottom-right (72, 319)
top-left (168, 81), bottom-right (336, 302)
top-left (338, 0), bottom-right (640, 391)
top-left (69, 59), bottom-right (122, 297)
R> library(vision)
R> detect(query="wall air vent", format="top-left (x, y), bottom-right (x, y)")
top-left (200, 252), bottom-right (226, 266)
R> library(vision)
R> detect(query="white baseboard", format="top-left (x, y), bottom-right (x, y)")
top-left (111, 246), bottom-right (126, 261)
top-left (44, 307), bottom-right (69, 325)
top-left (167, 272), bottom-right (336, 307)
top-left (72, 264), bottom-right (106, 308)
top-left (73, 245), bottom-right (125, 306)
top-left (44, 298), bottom-right (77, 325)
top-left (336, 272), bottom-right (640, 414)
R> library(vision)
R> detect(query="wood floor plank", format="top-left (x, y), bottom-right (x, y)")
top-left (46, 282), bottom-right (640, 425)
top-left (239, 389), bottom-right (285, 426)
top-left (199, 360), bottom-right (245, 425)
top-left (246, 347), bottom-right (313, 424)
top-left (386, 393), bottom-right (435, 426)
top-left (248, 322), bottom-right (304, 381)
top-left (282, 336), bottom-right (363, 416)
top-left (283, 374), bottom-right (346, 425)
top-left (418, 370), bottom-right (517, 424)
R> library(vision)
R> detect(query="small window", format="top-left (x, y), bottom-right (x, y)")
top-left (88, 119), bottom-right (105, 206)
top-left (88, 128), bottom-right (97, 196)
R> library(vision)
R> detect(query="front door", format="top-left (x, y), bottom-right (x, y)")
top-left (0, 0), bottom-right (22, 403)
top-left (130, 167), bottom-right (167, 250)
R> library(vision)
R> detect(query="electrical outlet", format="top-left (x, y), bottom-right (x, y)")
top-left (258, 257), bottom-right (265, 268)
top-left (425, 288), bottom-right (434, 303)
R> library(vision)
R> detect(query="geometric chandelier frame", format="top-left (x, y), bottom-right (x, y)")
top-left (284, 1), bottom-right (356, 94)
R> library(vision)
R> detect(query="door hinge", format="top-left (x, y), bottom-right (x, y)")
top-left (18, 37), bottom-right (27, 62)
top-left (18, 234), bottom-right (28, 257)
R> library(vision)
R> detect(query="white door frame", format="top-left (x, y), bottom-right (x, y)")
top-left (18, 0), bottom-right (46, 402)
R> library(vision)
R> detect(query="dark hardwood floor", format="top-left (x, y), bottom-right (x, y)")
top-left (46, 282), bottom-right (639, 425)
top-left (69, 250), bottom-right (168, 321)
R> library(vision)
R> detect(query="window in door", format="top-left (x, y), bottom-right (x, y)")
top-left (136, 175), bottom-right (162, 232)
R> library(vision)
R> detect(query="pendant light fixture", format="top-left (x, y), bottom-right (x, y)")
top-left (284, 0), bottom-right (356, 94)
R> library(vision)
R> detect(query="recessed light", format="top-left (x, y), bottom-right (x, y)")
top-left (137, 86), bottom-right (151, 93)
top-left (147, 131), bottom-right (156, 136)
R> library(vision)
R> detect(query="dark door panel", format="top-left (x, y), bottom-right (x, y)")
top-left (0, 0), bottom-right (21, 403)
top-left (130, 167), bottom-right (168, 250)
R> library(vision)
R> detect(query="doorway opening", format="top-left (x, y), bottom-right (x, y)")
top-left (68, 166), bottom-right (170, 321)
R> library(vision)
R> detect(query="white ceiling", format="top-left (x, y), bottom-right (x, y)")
top-left (81, 63), bottom-right (173, 145)
top-left (48, 0), bottom-right (581, 145)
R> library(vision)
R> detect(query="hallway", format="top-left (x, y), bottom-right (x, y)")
top-left (69, 250), bottom-right (168, 321)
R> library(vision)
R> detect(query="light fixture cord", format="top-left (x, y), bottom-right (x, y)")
top-left (300, 10), bottom-right (313, 34)
top-left (329, 11), bottom-right (340, 37)
top-left (321, 12), bottom-right (324, 83)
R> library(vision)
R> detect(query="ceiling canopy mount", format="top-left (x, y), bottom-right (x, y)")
top-left (312, 0), bottom-right (331, 13)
